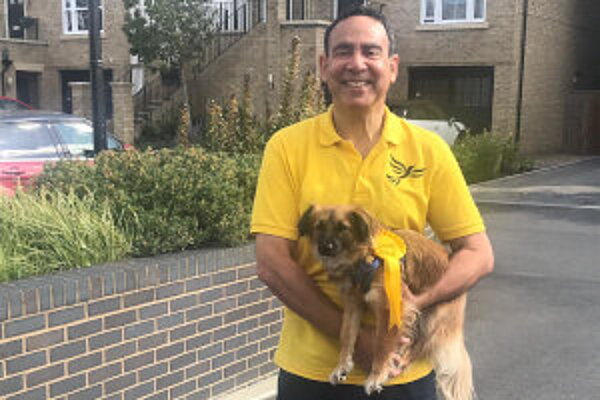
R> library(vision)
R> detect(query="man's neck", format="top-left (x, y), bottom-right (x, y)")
top-left (332, 104), bottom-right (386, 158)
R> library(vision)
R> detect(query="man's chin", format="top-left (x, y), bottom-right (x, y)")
top-left (335, 98), bottom-right (382, 112)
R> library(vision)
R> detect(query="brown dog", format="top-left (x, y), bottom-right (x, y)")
top-left (297, 204), bottom-right (473, 399)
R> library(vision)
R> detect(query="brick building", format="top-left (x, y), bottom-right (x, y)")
top-left (0, 0), bottom-right (134, 143)
top-left (190, 0), bottom-right (600, 154)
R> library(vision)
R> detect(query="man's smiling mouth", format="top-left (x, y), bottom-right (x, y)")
top-left (344, 80), bottom-right (370, 87)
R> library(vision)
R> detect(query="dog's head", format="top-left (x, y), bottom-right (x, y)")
top-left (298, 205), bottom-right (378, 274)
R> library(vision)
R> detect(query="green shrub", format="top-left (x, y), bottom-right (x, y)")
top-left (200, 36), bottom-right (326, 154)
top-left (35, 147), bottom-right (261, 256)
top-left (452, 132), bottom-right (533, 184)
top-left (0, 189), bottom-right (131, 282)
top-left (199, 95), bottom-right (266, 154)
top-left (136, 102), bottom-right (183, 150)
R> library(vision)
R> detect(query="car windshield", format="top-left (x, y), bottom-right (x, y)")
top-left (53, 121), bottom-right (123, 157)
top-left (395, 102), bottom-right (448, 120)
top-left (0, 122), bottom-right (58, 160)
top-left (0, 99), bottom-right (30, 111)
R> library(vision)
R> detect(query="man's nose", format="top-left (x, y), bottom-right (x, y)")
top-left (347, 51), bottom-right (367, 71)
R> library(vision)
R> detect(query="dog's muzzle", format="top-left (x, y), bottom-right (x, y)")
top-left (318, 240), bottom-right (339, 256)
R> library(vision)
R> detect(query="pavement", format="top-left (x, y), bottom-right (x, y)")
top-left (467, 155), bottom-right (600, 400)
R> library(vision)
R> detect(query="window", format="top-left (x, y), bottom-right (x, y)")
top-left (63, 0), bottom-right (103, 34)
top-left (421, 0), bottom-right (485, 24)
top-left (286, 0), bottom-right (304, 20)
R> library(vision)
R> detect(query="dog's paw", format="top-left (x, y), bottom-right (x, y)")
top-left (329, 361), bottom-right (353, 385)
top-left (364, 378), bottom-right (384, 395)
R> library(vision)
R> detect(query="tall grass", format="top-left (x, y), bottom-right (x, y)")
top-left (0, 189), bottom-right (131, 282)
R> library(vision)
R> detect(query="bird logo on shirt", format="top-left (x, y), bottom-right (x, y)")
top-left (386, 155), bottom-right (426, 185)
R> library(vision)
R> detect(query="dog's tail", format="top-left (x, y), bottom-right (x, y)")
top-left (432, 335), bottom-right (474, 400)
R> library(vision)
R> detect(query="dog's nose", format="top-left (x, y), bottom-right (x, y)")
top-left (318, 240), bottom-right (338, 256)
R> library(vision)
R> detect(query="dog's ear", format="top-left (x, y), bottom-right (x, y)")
top-left (347, 210), bottom-right (371, 243)
top-left (298, 205), bottom-right (315, 237)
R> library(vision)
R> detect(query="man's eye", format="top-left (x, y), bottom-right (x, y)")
top-left (333, 48), bottom-right (352, 57)
top-left (365, 49), bottom-right (382, 58)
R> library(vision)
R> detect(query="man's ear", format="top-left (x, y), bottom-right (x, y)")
top-left (389, 53), bottom-right (400, 84)
top-left (347, 211), bottom-right (371, 242)
top-left (298, 205), bottom-right (315, 237)
top-left (319, 54), bottom-right (330, 85)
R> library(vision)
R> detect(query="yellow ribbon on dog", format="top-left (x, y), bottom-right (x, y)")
top-left (372, 230), bottom-right (407, 331)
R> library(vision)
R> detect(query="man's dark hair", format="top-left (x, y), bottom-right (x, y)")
top-left (324, 5), bottom-right (395, 56)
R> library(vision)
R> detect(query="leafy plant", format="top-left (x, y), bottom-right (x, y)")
top-left (35, 147), bottom-right (261, 256)
top-left (122, 0), bottom-right (215, 141)
top-left (452, 132), bottom-right (533, 183)
top-left (0, 189), bottom-right (130, 282)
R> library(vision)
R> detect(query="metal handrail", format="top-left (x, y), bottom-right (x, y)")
top-left (198, 0), bottom-right (265, 73)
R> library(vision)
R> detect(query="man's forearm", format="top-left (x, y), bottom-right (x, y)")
top-left (256, 235), bottom-right (343, 339)
top-left (416, 232), bottom-right (494, 310)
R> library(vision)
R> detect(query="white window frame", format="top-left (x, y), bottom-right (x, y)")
top-left (62, 0), bottom-right (104, 35)
top-left (421, 0), bottom-right (486, 24)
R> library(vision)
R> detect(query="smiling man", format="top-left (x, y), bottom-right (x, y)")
top-left (251, 6), bottom-right (494, 400)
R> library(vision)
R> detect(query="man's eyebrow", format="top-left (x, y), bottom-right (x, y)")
top-left (331, 42), bottom-right (384, 52)
top-left (331, 42), bottom-right (354, 52)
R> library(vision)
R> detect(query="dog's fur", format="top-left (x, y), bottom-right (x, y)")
top-left (298, 204), bottom-right (473, 399)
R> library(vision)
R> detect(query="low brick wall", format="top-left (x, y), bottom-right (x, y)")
top-left (0, 244), bottom-right (282, 399)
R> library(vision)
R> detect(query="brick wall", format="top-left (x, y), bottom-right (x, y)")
top-left (518, 0), bottom-right (600, 153)
top-left (0, 245), bottom-right (282, 400)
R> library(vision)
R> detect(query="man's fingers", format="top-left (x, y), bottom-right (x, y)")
top-left (398, 336), bottom-right (410, 345)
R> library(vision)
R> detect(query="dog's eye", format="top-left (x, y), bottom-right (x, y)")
top-left (336, 222), bottom-right (349, 232)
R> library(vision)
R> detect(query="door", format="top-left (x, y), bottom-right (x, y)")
top-left (8, 0), bottom-right (25, 39)
top-left (61, 70), bottom-right (113, 119)
top-left (16, 71), bottom-right (40, 108)
top-left (409, 67), bottom-right (494, 134)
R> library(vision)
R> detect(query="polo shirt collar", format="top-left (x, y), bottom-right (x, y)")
top-left (319, 105), bottom-right (402, 147)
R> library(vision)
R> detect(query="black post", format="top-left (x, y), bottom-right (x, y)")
top-left (89, 0), bottom-right (106, 154)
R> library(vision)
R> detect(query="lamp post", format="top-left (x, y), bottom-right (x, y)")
top-left (88, 0), bottom-right (106, 154)
top-left (1, 49), bottom-right (12, 96)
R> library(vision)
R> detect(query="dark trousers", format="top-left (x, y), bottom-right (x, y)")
top-left (277, 369), bottom-right (438, 400)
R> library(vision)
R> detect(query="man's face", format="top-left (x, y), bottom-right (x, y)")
top-left (320, 16), bottom-right (399, 112)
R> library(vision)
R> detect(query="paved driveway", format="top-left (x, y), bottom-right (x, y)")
top-left (467, 157), bottom-right (600, 400)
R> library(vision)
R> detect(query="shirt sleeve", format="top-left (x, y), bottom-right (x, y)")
top-left (427, 142), bottom-right (485, 242)
top-left (250, 135), bottom-right (299, 240)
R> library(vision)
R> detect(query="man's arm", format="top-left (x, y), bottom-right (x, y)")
top-left (413, 231), bottom-right (494, 311)
top-left (255, 233), bottom-right (381, 371)
top-left (255, 233), bottom-right (344, 337)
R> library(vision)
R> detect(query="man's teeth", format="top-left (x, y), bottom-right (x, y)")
top-left (346, 81), bottom-right (367, 87)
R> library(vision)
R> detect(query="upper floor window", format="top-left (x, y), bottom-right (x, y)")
top-left (63, 0), bottom-right (103, 34)
top-left (286, 0), bottom-right (304, 20)
top-left (421, 0), bottom-right (485, 24)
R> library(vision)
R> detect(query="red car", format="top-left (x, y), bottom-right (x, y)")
top-left (0, 96), bottom-right (33, 111)
top-left (0, 111), bottom-right (125, 195)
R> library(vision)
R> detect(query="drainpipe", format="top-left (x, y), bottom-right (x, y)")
top-left (515, 0), bottom-right (530, 142)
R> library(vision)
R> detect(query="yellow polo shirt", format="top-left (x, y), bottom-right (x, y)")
top-left (251, 106), bottom-right (484, 385)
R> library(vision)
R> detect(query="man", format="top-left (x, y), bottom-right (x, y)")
top-left (251, 6), bottom-right (494, 400)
